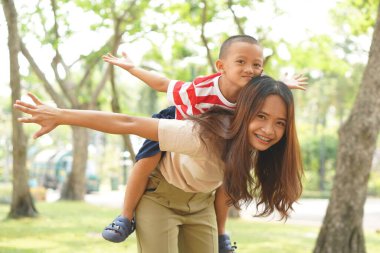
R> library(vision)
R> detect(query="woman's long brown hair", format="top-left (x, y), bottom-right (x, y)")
top-left (192, 75), bottom-right (303, 219)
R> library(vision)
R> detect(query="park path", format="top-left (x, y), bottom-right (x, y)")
top-left (47, 189), bottom-right (380, 232)
top-left (240, 198), bottom-right (380, 232)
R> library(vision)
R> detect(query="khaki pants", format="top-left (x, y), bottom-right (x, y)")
top-left (135, 171), bottom-right (217, 253)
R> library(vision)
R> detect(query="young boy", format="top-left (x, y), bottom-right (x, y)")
top-left (102, 35), bottom-right (306, 253)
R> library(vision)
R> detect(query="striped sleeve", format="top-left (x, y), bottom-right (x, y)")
top-left (167, 73), bottom-right (234, 119)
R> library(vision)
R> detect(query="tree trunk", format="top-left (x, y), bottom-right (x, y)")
top-left (318, 119), bottom-right (326, 192)
top-left (2, 0), bottom-right (38, 217)
top-left (318, 136), bottom-right (326, 191)
top-left (314, 5), bottom-right (380, 253)
top-left (110, 62), bottom-right (136, 161)
top-left (60, 126), bottom-right (89, 200)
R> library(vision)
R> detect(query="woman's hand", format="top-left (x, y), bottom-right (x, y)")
top-left (14, 93), bottom-right (60, 139)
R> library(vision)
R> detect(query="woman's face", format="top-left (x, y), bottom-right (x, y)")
top-left (247, 95), bottom-right (287, 151)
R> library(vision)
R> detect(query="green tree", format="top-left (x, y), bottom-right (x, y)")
top-left (314, 2), bottom-right (380, 252)
top-left (15, 0), bottom-right (149, 200)
top-left (1, 0), bottom-right (38, 218)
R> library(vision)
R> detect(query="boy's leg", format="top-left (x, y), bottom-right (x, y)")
top-left (102, 106), bottom-right (175, 243)
top-left (102, 153), bottom-right (161, 243)
top-left (122, 153), bottom-right (161, 219)
top-left (215, 185), bottom-right (238, 253)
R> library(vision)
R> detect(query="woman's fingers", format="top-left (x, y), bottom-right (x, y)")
top-left (34, 127), bottom-right (52, 139)
top-left (17, 116), bottom-right (37, 123)
top-left (14, 100), bottom-right (36, 110)
top-left (14, 104), bottom-right (34, 115)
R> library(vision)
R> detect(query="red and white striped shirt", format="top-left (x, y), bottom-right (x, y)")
top-left (167, 73), bottom-right (236, 120)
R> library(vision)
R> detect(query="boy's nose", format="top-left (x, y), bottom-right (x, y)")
top-left (245, 66), bottom-right (254, 73)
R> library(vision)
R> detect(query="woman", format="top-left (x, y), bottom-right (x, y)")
top-left (14, 75), bottom-right (303, 253)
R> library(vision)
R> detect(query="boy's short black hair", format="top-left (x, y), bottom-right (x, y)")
top-left (219, 35), bottom-right (259, 59)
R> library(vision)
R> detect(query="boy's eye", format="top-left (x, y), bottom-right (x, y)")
top-left (236, 60), bottom-right (245, 64)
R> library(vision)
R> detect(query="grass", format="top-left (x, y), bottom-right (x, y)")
top-left (0, 201), bottom-right (379, 253)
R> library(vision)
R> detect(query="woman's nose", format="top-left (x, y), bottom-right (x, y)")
top-left (261, 124), bottom-right (274, 136)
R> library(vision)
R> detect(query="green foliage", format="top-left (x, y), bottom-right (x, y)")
top-left (368, 171), bottom-right (380, 196)
top-left (0, 184), bottom-right (11, 204)
top-left (172, 40), bottom-right (194, 59)
top-left (299, 124), bottom-right (338, 192)
top-left (332, 0), bottom-right (378, 35)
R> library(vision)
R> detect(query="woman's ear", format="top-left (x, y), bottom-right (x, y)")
top-left (215, 59), bottom-right (224, 73)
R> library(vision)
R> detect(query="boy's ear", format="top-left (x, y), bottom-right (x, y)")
top-left (215, 59), bottom-right (224, 73)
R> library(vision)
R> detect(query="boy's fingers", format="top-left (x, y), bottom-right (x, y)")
top-left (27, 93), bottom-right (42, 105)
top-left (295, 86), bottom-right (306, 91)
top-left (293, 74), bottom-right (301, 79)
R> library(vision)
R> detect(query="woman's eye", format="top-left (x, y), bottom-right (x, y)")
top-left (277, 121), bottom-right (286, 127)
top-left (257, 114), bottom-right (265, 119)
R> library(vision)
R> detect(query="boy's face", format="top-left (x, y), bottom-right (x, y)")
top-left (217, 42), bottom-right (264, 89)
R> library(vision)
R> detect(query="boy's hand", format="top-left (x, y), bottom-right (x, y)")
top-left (102, 52), bottom-right (135, 71)
top-left (281, 73), bottom-right (308, 91)
top-left (14, 93), bottom-right (60, 139)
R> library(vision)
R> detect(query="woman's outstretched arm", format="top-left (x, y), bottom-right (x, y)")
top-left (14, 92), bottom-right (159, 140)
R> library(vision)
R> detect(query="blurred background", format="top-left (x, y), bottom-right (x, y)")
top-left (0, 0), bottom-right (379, 252)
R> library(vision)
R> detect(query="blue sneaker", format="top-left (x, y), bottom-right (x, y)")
top-left (219, 234), bottom-right (237, 253)
top-left (102, 215), bottom-right (135, 243)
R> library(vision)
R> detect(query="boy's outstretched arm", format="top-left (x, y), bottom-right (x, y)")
top-left (280, 73), bottom-right (308, 90)
top-left (14, 93), bottom-right (159, 140)
top-left (103, 52), bottom-right (170, 92)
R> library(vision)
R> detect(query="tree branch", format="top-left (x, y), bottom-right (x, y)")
top-left (200, 0), bottom-right (216, 72)
top-left (20, 41), bottom-right (67, 108)
top-left (50, 0), bottom-right (78, 106)
top-left (90, 0), bottom-right (136, 105)
top-left (227, 0), bottom-right (245, 34)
